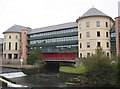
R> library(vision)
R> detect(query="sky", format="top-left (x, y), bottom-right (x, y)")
top-left (0, 0), bottom-right (119, 38)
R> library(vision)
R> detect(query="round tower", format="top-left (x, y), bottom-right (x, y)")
top-left (76, 8), bottom-right (114, 58)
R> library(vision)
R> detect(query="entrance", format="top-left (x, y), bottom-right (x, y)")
top-left (8, 54), bottom-right (12, 59)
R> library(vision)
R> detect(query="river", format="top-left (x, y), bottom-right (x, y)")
top-left (0, 67), bottom-right (71, 87)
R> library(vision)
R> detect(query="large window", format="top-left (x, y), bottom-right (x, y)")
top-left (97, 31), bottom-right (100, 37)
top-left (30, 36), bottom-right (78, 44)
top-left (96, 21), bottom-right (100, 27)
top-left (86, 22), bottom-right (90, 27)
top-left (80, 43), bottom-right (82, 48)
top-left (86, 32), bottom-right (90, 38)
top-left (80, 33), bottom-right (82, 39)
top-left (15, 42), bottom-right (18, 50)
top-left (97, 42), bottom-right (101, 47)
top-left (9, 42), bottom-right (11, 50)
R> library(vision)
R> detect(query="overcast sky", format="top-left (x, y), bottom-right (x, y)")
top-left (0, 0), bottom-right (119, 38)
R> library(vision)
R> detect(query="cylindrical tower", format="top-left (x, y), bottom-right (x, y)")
top-left (3, 32), bottom-right (21, 59)
top-left (77, 8), bottom-right (114, 58)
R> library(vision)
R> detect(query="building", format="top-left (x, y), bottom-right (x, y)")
top-left (3, 25), bottom-right (31, 60)
top-left (28, 22), bottom-right (78, 61)
top-left (111, 1), bottom-right (120, 56)
top-left (115, 17), bottom-right (120, 56)
top-left (77, 8), bottom-right (114, 58)
top-left (0, 38), bottom-right (3, 58)
top-left (2, 7), bottom-right (116, 62)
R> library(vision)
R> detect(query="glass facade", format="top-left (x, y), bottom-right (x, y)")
top-left (30, 28), bottom-right (77, 38)
top-left (28, 26), bottom-right (78, 60)
top-left (30, 36), bottom-right (78, 44)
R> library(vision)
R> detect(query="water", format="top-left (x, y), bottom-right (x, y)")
top-left (1, 67), bottom-right (66, 87)
top-left (11, 73), bottom-right (66, 87)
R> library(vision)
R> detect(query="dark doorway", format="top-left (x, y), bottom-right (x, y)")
top-left (8, 54), bottom-right (12, 59)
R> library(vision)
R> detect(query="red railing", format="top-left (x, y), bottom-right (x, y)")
top-left (42, 52), bottom-right (76, 60)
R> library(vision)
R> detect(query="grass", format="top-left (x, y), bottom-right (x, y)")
top-left (59, 65), bottom-right (87, 74)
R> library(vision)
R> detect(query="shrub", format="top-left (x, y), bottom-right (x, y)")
top-left (83, 47), bottom-right (118, 86)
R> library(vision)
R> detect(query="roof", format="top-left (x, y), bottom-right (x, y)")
top-left (77, 7), bottom-right (113, 22)
top-left (3, 25), bottom-right (31, 34)
top-left (28, 22), bottom-right (77, 34)
top-left (0, 38), bottom-right (3, 44)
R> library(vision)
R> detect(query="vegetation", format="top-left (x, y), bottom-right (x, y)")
top-left (59, 47), bottom-right (118, 87)
top-left (27, 47), bottom-right (45, 65)
top-left (60, 65), bottom-right (87, 74)
top-left (82, 47), bottom-right (118, 86)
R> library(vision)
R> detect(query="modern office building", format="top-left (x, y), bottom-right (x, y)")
top-left (77, 8), bottom-right (114, 58)
top-left (28, 22), bottom-right (78, 61)
top-left (3, 25), bottom-right (31, 60)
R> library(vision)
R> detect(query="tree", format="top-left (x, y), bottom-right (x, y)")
top-left (83, 47), bottom-right (118, 86)
top-left (27, 47), bottom-right (45, 65)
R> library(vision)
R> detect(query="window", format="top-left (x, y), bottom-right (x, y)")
top-left (79, 24), bottom-right (81, 29)
top-left (96, 21), bottom-right (100, 27)
top-left (111, 33), bottom-right (116, 37)
top-left (107, 52), bottom-right (109, 57)
top-left (97, 31), bottom-right (100, 37)
top-left (86, 22), bottom-right (90, 27)
top-left (14, 54), bottom-right (18, 59)
top-left (80, 43), bottom-right (82, 48)
top-left (86, 32), bottom-right (90, 38)
top-left (16, 35), bottom-right (18, 39)
top-left (97, 42), bottom-right (101, 47)
top-left (80, 53), bottom-right (82, 58)
top-left (4, 42), bottom-right (6, 50)
top-left (15, 42), bottom-right (17, 50)
top-left (87, 42), bottom-right (90, 48)
top-left (106, 32), bottom-right (109, 37)
top-left (9, 42), bottom-right (11, 50)
top-left (106, 42), bottom-right (109, 48)
top-left (9, 35), bottom-right (11, 39)
top-left (87, 53), bottom-right (90, 56)
top-left (106, 22), bottom-right (108, 27)
top-left (80, 33), bottom-right (82, 39)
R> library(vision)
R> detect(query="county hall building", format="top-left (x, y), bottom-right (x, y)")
top-left (2, 7), bottom-right (119, 62)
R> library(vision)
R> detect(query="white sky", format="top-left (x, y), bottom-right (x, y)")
top-left (0, 0), bottom-right (119, 38)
